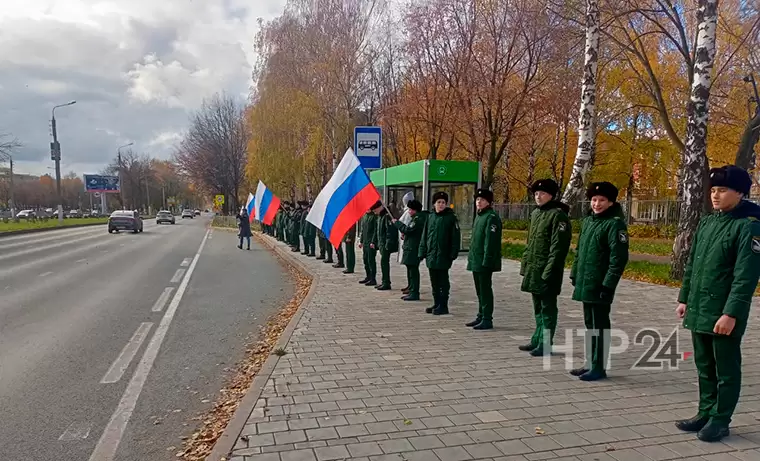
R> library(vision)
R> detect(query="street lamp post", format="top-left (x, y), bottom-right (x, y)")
top-left (51, 100), bottom-right (76, 224)
top-left (1, 153), bottom-right (14, 217)
top-left (117, 142), bottom-right (134, 209)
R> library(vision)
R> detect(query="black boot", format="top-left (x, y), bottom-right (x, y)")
top-left (333, 263), bottom-right (344, 268)
top-left (697, 420), bottom-right (729, 442)
top-left (238, 245), bottom-right (243, 249)
top-left (530, 347), bottom-right (549, 356)
top-left (358, 277), bottom-right (369, 284)
top-left (473, 319), bottom-right (492, 330)
top-left (364, 279), bottom-right (377, 286)
top-left (426, 294), bottom-right (439, 314)
top-left (343, 270), bottom-right (354, 274)
top-left (323, 259), bottom-right (333, 264)
top-left (675, 415), bottom-right (710, 433)
top-left (403, 294), bottom-right (420, 301)
top-left (569, 367), bottom-right (589, 377)
top-left (316, 255), bottom-right (325, 260)
top-left (465, 317), bottom-right (482, 327)
top-left (579, 369), bottom-right (607, 381)
top-left (518, 344), bottom-right (537, 351)
top-left (376, 284), bottom-right (391, 291)
top-left (432, 299), bottom-right (449, 315)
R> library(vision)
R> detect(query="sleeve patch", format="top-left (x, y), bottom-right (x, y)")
top-left (752, 236), bottom-right (760, 254)
top-left (490, 224), bottom-right (497, 233)
top-left (558, 221), bottom-right (568, 232)
top-left (618, 230), bottom-right (628, 244)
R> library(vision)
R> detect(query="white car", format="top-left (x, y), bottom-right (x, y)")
top-left (181, 209), bottom-right (194, 219)
top-left (16, 210), bottom-right (35, 219)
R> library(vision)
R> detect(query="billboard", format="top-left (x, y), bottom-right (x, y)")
top-left (84, 174), bottom-right (120, 193)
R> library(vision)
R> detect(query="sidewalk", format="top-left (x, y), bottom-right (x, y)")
top-left (225, 237), bottom-right (760, 461)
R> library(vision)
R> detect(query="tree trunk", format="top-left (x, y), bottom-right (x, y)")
top-left (561, 0), bottom-right (599, 206)
top-left (670, 0), bottom-right (719, 280)
top-left (560, 119), bottom-right (569, 188)
top-left (551, 123), bottom-right (561, 182)
top-left (735, 108), bottom-right (760, 170)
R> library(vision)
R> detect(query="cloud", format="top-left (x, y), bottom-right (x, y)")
top-left (0, 0), bottom-right (286, 176)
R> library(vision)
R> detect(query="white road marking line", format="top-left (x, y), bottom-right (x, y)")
top-left (59, 422), bottom-right (93, 441)
top-left (100, 322), bottom-right (154, 384)
top-left (180, 258), bottom-right (191, 267)
top-left (39, 271), bottom-right (53, 277)
top-left (88, 229), bottom-right (209, 461)
top-left (151, 287), bottom-right (175, 313)
top-left (170, 268), bottom-right (185, 283)
top-left (76, 258), bottom-right (88, 263)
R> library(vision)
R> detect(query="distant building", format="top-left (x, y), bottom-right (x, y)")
top-left (0, 167), bottom-right (39, 182)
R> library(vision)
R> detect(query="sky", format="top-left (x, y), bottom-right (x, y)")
top-left (0, 0), bottom-right (287, 177)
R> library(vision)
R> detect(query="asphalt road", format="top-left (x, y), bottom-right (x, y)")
top-left (0, 215), bottom-right (293, 461)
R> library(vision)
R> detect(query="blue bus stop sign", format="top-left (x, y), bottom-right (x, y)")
top-left (354, 126), bottom-right (382, 170)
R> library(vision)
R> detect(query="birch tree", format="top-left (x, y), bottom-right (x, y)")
top-left (562, 0), bottom-right (599, 205)
top-left (671, 0), bottom-right (719, 279)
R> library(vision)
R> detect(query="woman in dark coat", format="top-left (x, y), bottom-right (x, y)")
top-left (237, 209), bottom-right (253, 250)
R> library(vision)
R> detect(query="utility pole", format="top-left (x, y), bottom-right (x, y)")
top-left (2, 154), bottom-right (15, 216)
top-left (144, 173), bottom-right (151, 215)
top-left (51, 100), bottom-right (76, 224)
top-left (117, 142), bottom-right (133, 209)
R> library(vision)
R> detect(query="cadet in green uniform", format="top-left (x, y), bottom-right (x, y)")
top-left (392, 200), bottom-right (426, 301)
top-left (342, 224), bottom-right (357, 274)
top-left (465, 189), bottom-right (502, 330)
top-left (419, 192), bottom-right (460, 315)
top-left (303, 203), bottom-right (317, 256)
top-left (674, 166), bottom-right (760, 442)
top-left (519, 179), bottom-right (572, 355)
top-left (373, 204), bottom-right (399, 290)
top-left (570, 182), bottom-right (629, 381)
top-left (358, 204), bottom-right (380, 286)
top-left (334, 240), bottom-right (345, 269)
top-left (317, 229), bottom-right (334, 263)
top-left (290, 202), bottom-right (302, 252)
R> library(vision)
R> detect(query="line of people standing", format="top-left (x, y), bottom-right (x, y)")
top-left (260, 166), bottom-right (760, 444)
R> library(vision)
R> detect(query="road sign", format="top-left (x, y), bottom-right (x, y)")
top-left (83, 174), bottom-right (120, 193)
top-left (354, 126), bottom-right (382, 170)
top-left (50, 142), bottom-right (60, 161)
top-left (214, 195), bottom-right (225, 206)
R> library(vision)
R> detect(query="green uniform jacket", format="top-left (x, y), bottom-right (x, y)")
top-left (305, 220), bottom-right (317, 239)
top-left (372, 212), bottom-right (399, 253)
top-left (299, 209), bottom-right (307, 235)
top-left (343, 224), bottom-right (357, 243)
top-left (394, 211), bottom-right (428, 266)
top-left (419, 207), bottom-right (461, 270)
top-left (467, 207), bottom-right (502, 272)
top-left (678, 200), bottom-right (760, 338)
top-left (571, 203), bottom-right (629, 304)
top-left (359, 212), bottom-right (378, 247)
top-left (520, 201), bottom-right (572, 294)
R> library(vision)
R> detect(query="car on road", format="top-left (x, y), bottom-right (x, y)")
top-left (68, 209), bottom-right (82, 218)
top-left (156, 210), bottom-right (175, 225)
top-left (181, 209), bottom-right (194, 219)
top-left (108, 210), bottom-right (143, 233)
top-left (194, 209), bottom-right (201, 216)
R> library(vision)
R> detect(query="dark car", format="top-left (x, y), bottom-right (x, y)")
top-left (108, 210), bottom-right (143, 234)
top-left (156, 210), bottom-right (175, 225)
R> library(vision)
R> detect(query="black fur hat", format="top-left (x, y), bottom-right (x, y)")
top-left (407, 200), bottom-right (422, 212)
top-left (709, 165), bottom-right (752, 196)
top-left (475, 188), bottom-right (494, 203)
top-left (531, 179), bottom-right (559, 198)
top-left (586, 182), bottom-right (619, 202)
top-left (432, 191), bottom-right (449, 203)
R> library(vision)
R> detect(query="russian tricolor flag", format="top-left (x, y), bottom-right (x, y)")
top-left (245, 192), bottom-right (255, 223)
top-left (307, 148), bottom-right (381, 248)
top-left (254, 181), bottom-right (281, 225)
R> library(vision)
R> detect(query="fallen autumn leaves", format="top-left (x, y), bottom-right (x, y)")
top-left (176, 234), bottom-right (312, 460)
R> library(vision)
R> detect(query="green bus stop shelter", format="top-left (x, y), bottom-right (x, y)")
top-left (369, 160), bottom-right (482, 251)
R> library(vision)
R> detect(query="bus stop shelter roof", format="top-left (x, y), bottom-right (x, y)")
top-left (369, 160), bottom-right (480, 188)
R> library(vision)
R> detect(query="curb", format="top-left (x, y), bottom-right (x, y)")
top-left (0, 221), bottom-right (107, 238)
top-left (206, 234), bottom-right (319, 461)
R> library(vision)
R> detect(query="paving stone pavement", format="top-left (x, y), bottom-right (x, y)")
top-left (229, 238), bottom-right (760, 461)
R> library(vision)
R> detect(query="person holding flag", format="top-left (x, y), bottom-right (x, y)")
top-left (305, 148), bottom-right (382, 281)
top-left (373, 201), bottom-right (399, 291)
top-left (359, 205), bottom-right (380, 286)
top-left (392, 199), bottom-right (426, 301)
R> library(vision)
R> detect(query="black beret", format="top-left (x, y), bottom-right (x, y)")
top-left (709, 165), bottom-right (752, 196)
top-left (370, 200), bottom-right (383, 211)
top-left (407, 200), bottom-right (422, 212)
top-left (432, 191), bottom-right (449, 203)
top-left (475, 188), bottom-right (494, 203)
top-left (531, 179), bottom-right (559, 197)
top-left (586, 181), bottom-right (618, 202)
